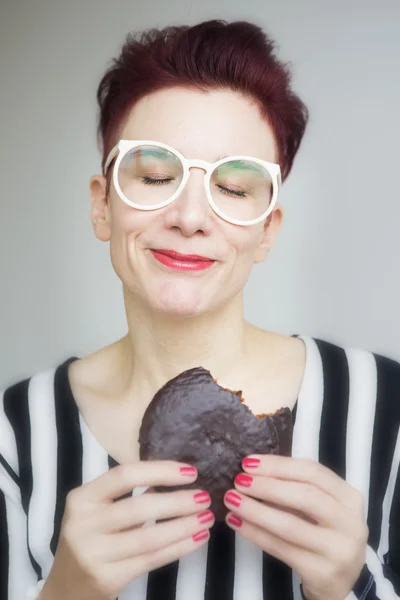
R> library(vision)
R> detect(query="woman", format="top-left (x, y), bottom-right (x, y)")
top-left (1, 19), bottom-right (399, 600)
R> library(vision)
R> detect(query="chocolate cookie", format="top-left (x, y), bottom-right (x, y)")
top-left (139, 367), bottom-right (293, 520)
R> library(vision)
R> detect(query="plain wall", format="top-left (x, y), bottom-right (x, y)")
top-left (1, 0), bottom-right (400, 388)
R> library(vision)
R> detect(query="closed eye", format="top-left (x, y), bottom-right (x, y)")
top-left (141, 176), bottom-right (174, 185)
top-left (216, 184), bottom-right (246, 198)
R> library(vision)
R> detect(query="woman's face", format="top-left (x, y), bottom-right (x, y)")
top-left (90, 87), bottom-right (283, 317)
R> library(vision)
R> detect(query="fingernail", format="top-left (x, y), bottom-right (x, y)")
top-left (180, 466), bottom-right (197, 476)
top-left (197, 510), bottom-right (214, 524)
top-left (225, 491), bottom-right (242, 507)
top-left (243, 457), bottom-right (260, 469)
top-left (193, 529), bottom-right (209, 542)
top-left (227, 513), bottom-right (243, 528)
top-left (194, 491), bottom-right (211, 504)
top-left (235, 473), bottom-right (253, 487)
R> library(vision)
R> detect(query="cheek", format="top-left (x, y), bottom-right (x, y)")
top-left (108, 196), bottom-right (155, 239)
top-left (230, 226), bottom-right (265, 260)
top-left (110, 197), bottom-right (136, 231)
top-left (220, 228), bottom-right (264, 296)
top-left (107, 202), bottom-right (149, 272)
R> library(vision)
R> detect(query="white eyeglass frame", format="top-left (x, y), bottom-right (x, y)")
top-left (104, 139), bottom-right (282, 227)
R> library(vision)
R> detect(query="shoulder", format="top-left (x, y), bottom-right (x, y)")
top-left (0, 358), bottom-right (77, 468)
top-left (1, 360), bottom-right (64, 411)
top-left (298, 334), bottom-right (399, 370)
top-left (1, 356), bottom-right (79, 401)
top-left (299, 335), bottom-right (400, 418)
top-left (305, 335), bottom-right (400, 376)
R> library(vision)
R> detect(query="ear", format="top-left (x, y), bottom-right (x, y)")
top-left (90, 175), bottom-right (111, 242)
top-left (253, 203), bottom-right (284, 264)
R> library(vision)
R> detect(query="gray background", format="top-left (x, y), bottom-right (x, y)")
top-left (1, 0), bottom-right (399, 388)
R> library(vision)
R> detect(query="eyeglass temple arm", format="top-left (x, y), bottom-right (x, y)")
top-left (104, 143), bottom-right (120, 174)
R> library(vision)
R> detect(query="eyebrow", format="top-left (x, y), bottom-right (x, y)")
top-left (140, 147), bottom-right (172, 159)
top-left (218, 159), bottom-right (264, 175)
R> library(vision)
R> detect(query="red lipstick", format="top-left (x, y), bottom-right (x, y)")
top-left (150, 249), bottom-right (215, 271)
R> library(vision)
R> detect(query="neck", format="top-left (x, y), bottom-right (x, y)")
top-left (115, 288), bottom-right (252, 401)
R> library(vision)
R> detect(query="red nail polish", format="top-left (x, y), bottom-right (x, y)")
top-left (193, 529), bottom-right (209, 542)
top-left (227, 513), bottom-right (243, 528)
top-left (197, 510), bottom-right (214, 524)
top-left (180, 466), bottom-right (197, 476)
top-left (225, 491), bottom-right (242, 507)
top-left (243, 457), bottom-right (260, 469)
top-left (194, 491), bottom-right (211, 504)
top-left (235, 473), bottom-right (253, 487)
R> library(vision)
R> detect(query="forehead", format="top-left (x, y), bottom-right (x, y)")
top-left (119, 87), bottom-right (278, 163)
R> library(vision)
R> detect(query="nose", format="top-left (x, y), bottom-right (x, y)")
top-left (162, 167), bottom-right (214, 237)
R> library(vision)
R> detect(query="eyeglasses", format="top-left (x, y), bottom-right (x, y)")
top-left (104, 140), bottom-right (282, 227)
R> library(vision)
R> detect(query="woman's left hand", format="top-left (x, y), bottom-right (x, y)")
top-left (223, 455), bottom-right (369, 600)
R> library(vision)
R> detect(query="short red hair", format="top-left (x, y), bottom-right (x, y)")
top-left (96, 19), bottom-right (309, 182)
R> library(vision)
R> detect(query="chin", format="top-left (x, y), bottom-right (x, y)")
top-left (150, 283), bottom-right (214, 317)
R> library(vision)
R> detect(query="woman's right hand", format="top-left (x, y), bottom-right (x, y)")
top-left (41, 461), bottom-right (214, 600)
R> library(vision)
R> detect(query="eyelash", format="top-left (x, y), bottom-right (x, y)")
top-left (141, 176), bottom-right (246, 198)
top-left (217, 184), bottom-right (246, 198)
top-left (142, 177), bottom-right (172, 185)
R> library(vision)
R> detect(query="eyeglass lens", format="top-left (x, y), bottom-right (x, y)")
top-left (117, 144), bottom-right (273, 222)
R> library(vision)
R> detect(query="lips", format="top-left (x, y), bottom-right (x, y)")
top-left (149, 249), bottom-right (215, 272)
top-left (152, 249), bottom-right (214, 262)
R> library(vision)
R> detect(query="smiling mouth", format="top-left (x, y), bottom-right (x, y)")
top-left (149, 249), bottom-right (216, 271)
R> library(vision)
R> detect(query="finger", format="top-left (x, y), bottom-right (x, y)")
top-left (234, 474), bottom-right (355, 532)
top-left (224, 490), bottom-right (338, 554)
top-left (109, 524), bottom-right (211, 584)
top-left (101, 489), bottom-right (212, 532)
top-left (82, 461), bottom-right (198, 504)
top-left (108, 509), bottom-right (215, 561)
top-left (225, 511), bottom-right (325, 574)
top-left (243, 455), bottom-right (355, 508)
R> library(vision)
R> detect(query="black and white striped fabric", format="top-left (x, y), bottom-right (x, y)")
top-left (1, 336), bottom-right (400, 599)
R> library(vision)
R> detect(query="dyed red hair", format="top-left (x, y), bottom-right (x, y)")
top-left (96, 19), bottom-right (309, 182)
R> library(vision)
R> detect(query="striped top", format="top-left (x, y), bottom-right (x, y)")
top-left (1, 335), bottom-right (400, 600)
